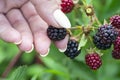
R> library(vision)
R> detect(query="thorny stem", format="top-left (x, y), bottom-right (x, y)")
top-left (67, 26), bottom-right (82, 36)
top-left (67, 26), bottom-right (98, 37)
top-left (67, 29), bottom-right (73, 36)
top-left (68, 26), bottom-right (82, 30)
top-left (1, 50), bottom-right (23, 78)
top-left (89, 16), bottom-right (94, 26)
top-left (94, 14), bottom-right (102, 26)
top-left (74, 32), bottom-right (83, 40)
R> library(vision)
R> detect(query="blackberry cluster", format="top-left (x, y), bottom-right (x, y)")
top-left (85, 53), bottom-right (102, 70)
top-left (61, 0), bottom-right (74, 13)
top-left (47, 25), bottom-right (67, 41)
top-left (93, 25), bottom-right (118, 50)
top-left (110, 15), bottom-right (120, 29)
top-left (112, 36), bottom-right (120, 59)
top-left (64, 39), bottom-right (81, 59)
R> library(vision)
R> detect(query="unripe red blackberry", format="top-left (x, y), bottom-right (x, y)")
top-left (85, 53), bottom-right (102, 70)
top-left (47, 25), bottom-right (67, 41)
top-left (112, 50), bottom-right (120, 59)
top-left (110, 15), bottom-right (120, 29)
top-left (114, 36), bottom-right (120, 52)
top-left (61, 0), bottom-right (74, 13)
top-left (93, 25), bottom-right (118, 50)
top-left (64, 39), bottom-right (81, 59)
top-left (112, 36), bottom-right (120, 59)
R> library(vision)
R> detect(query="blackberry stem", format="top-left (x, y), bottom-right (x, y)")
top-left (89, 16), bottom-right (93, 26)
top-left (88, 36), bottom-right (94, 47)
top-left (67, 29), bottom-right (73, 36)
top-left (68, 26), bottom-right (82, 30)
top-left (94, 14), bottom-right (102, 26)
top-left (74, 32), bottom-right (83, 41)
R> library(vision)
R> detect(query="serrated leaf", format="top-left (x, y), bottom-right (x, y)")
top-left (9, 65), bottom-right (27, 80)
top-left (78, 34), bottom-right (88, 50)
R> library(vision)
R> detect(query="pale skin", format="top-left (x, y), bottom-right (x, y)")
top-left (0, 0), bottom-right (69, 56)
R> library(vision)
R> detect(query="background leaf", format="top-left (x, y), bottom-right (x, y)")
top-left (9, 66), bottom-right (27, 80)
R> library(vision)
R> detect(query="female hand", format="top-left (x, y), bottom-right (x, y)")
top-left (0, 0), bottom-right (71, 56)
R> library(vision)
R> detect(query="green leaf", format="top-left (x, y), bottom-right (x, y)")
top-left (9, 65), bottom-right (27, 80)
top-left (66, 60), bottom-right (96, 80)
top-left (27, 64), bottom-right (46, 76)
top-left (78, 34), bottom-right (88, 50)
top-left (41, 57), bottom-right (70, 79)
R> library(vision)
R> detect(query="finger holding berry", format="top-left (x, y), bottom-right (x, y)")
top-left (23, 0), bottom-right (72, 56)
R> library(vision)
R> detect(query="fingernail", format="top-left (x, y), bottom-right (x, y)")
top-left (40, 48), bottom-right (50, 57)
top-left (14, 40), bottom-right (22, 45)
top-left (25, 44), bottom-right (34, 53)
top-left (59, 45), bottom-right (67, 52)
top-left (53, 9), bottom-right (71, 28)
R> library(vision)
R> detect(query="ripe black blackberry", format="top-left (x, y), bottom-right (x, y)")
top-left (64, 39), bottom-right (81, 59)
top-left (93, 25), bottom-right (118, 50)
top-left (85, 53), bottom-right (102, 70)
top-left (110, 15), bottom-right (120, 29)
top-left (47, 25), bottom-right (67, 41)
top-left (112, 50), bottom-right (120, 59)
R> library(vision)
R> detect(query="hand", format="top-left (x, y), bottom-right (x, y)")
top-left (0, 0), bottom-right (71, 56)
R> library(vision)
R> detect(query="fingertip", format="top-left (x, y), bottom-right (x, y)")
top-left (25, 44), bottom-right (34, 53)
top-left (18, 37), bottom-right (33, 52)
top-left (39, 48), bottom-right (50, 57)
top-left (14, 39), bottom-right (22, 45)
top-left (55, 35), bottom-right (69, 52)
top-left (58, 45), bottom-right (67, 52)
top-left (34, 34), bottom-right (51, 57)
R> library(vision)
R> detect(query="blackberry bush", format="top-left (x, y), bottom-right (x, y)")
top-left (2, 1), bottom-right (120, 80)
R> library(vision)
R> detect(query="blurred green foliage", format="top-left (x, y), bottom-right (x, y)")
top-left (0, 0), bottom-right (120, 80)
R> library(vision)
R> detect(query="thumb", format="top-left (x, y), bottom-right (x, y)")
top-left (31, 0), bottom-right (71, 28)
